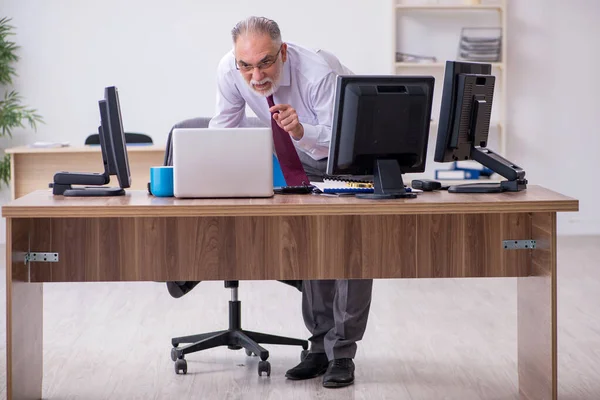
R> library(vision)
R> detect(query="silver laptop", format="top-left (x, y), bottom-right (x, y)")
top-left (172, 127), bottom-right (273, 198)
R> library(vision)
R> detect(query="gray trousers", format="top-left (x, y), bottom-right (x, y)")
top-left (302, 279), bottom-right (373, 360)
top-left (298, 153), bottom-right (374, 360)
top-left (297, 151), bottom-right (328, 182)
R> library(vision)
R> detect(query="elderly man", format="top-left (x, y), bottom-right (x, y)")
top-left (173, 16), bottom-right (373, 388)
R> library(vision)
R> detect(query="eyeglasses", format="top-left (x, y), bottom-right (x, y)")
top-left (235, 45), bottom-right (283, 72)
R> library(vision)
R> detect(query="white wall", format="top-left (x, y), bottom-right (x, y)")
top-left (0, 0), bottom-right (393, 148)
top-left (507, 0), bottom-right (600, 235)
top-left (0, 0), bottom-right (598, 240)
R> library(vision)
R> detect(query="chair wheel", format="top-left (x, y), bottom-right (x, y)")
top-left (171, 347), bottom-right (179, 362)
top-left (258, 360), bottom-right (271, 376)
top-left (245, 349), bottom-right (256, 357)
top-left (174, 358), bottom-right (187, 375)
top-left (301, 349), bottom-right (309, 361)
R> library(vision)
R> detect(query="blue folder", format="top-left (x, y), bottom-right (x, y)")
top-left (273, 155), bottom-right (287, 188)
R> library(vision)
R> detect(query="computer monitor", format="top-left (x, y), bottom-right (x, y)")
top-left (98, 99), bottom-right (117, 176)
top-left (104, 86), bottom-right (131, 189)
top-left (434, 61), bottom-right (527, 193)
top-left (326, 75), bottom-right (435, 199)
top-left (51, 86), bottom-right (131, 196)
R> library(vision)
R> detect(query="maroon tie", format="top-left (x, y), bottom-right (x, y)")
top-left (266, 95), bottom-right (310, 186)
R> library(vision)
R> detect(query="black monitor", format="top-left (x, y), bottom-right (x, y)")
top-left (104, 86), bottom-right (131, 189)
top-left (98, 99), bottom-right (117, 176)
top-left (326, 75), bottom-right (435, 199)
top-left (434, 61), bottom-right (527, 193)
top-left (51, 86), bottom-right (131, 196)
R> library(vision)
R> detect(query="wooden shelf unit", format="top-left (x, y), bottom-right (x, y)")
top-left (396, 4), bottom-right (503, 10)
top-left (393, 0), bottom-right (508, 156)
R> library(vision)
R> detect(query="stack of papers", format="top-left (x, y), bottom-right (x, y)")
top-left (29, 141), bottom-right (70, 148)
top-left (458, 27), bottom-right (502, 62)
top-left (312, 178), bottom-right (422, 196)
top-left (312, 179), bottom-right (374, 195)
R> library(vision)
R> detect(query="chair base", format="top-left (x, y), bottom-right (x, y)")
top-left (170, 298), bottom-right (308, 376)
top-left (172, 328), bottom-right (309, 360)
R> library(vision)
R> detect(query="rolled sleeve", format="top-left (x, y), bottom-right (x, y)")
top-left (208, 53), bottom-right (247, 128)
top-left (293, 72), bottom-right (337, 160)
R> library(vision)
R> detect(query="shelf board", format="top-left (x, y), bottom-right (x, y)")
top-left (396, 62), bottom-right (503, 69)
top-left (396, 4), bottom-right (503, 11)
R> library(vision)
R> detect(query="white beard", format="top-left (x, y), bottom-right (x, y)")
top-left (248, 77), bottom-right (278, 97)
top-left (246, 62), bottom-right (284, 97)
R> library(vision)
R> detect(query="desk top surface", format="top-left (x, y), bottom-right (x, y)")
top-left (6, 145), bottom-right (165, 154)
top-left (1, 186), bottom-right (578, 218)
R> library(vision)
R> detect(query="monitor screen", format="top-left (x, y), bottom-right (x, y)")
top-left (98, 99), bottom-right (117, 176)
top-left (104, 86), bottom-right (131, 189)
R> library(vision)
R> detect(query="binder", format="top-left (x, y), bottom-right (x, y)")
top-left (273, 155), bottom-right (287, 188)
top-left (435, 169), bottom-right (481, 180)
top-left (453, 161), bottom-right (493, 177)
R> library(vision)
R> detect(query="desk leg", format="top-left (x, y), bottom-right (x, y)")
top-left (6, 218), bottom-right (43, 400)
top-left (518, 212), bottom-right (557, 400)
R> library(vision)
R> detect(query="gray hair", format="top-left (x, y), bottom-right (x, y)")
top-left (231, 16), bottom-right (282, 45)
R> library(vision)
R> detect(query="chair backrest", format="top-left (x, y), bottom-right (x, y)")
top-left (163, 117), bottom-right (265, 166)
top-left (85, 132), bottom-right (153, 145)
top-left (163, 118), bottom-right (210, 166)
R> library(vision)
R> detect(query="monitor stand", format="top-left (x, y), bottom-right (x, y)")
top-left (51, 172), bottom-right (125, 197)
top-left (356, 159), bottom-right (417, 200)
top-left (448, 94), bottom-right (527, 194)
top-left (448, 147), bottom-right (528, 193)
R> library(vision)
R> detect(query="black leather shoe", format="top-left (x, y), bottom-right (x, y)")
top-left (322, 358), bottom-right (355, 388)
top-left (166, 281), bottom-right (200, 298)
top-left (285, 352), bottom-right (329, 380)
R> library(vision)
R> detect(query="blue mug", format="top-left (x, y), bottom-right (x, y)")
top-left (150, 166), bottom-right (174, 197)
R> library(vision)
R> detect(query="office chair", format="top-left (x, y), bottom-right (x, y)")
top-left (85, 132), bottom-right (153, 145)
top-left (164, 117), bottom-right (308, 376)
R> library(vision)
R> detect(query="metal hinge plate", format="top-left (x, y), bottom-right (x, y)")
top-left (502, 240), bottom-right (536, 250)
top-left (24, 252), bottom-right (59, 264)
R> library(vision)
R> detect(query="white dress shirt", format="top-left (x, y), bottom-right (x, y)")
top-left (209, 43), bottom-right (350, 161)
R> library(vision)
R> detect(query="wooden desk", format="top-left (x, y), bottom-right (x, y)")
top-left (3, 186), bottom-right (578, 399)
top-left (6, 145), bottom-right (165, 199)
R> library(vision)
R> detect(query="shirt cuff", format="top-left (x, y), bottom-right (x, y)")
top-left (294, 123), bottom-right (319, 153)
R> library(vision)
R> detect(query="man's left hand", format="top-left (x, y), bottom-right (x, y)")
top-left (269, 103), bottom-right (304, 140)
